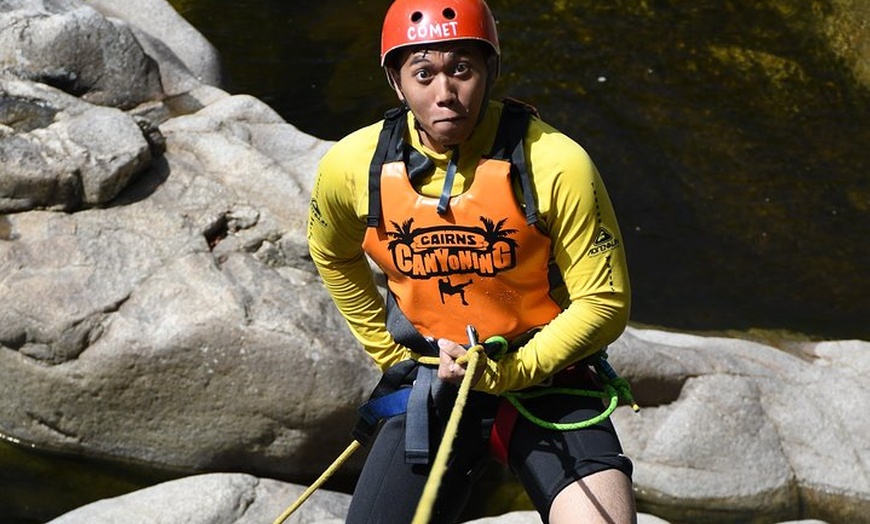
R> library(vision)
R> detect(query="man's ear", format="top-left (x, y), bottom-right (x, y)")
top-left (386, 68), bottom-right (405, 102)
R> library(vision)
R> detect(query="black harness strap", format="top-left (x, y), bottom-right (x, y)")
top-left (367, 106), bottom-right (408, 227)
top-left (488, 98), bottom-right (540, 225)
top-left (367, 99), bottom-right (539, 227)
top-left (404, 366), bottom-right (434, 464)
top-left (385, 292), bottom-right (439, 356)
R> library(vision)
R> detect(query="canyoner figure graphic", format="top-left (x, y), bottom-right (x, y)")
top-left (438, 277), bottom-right (473, 305)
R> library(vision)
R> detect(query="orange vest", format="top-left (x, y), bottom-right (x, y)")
top-left (362, 157), bottom-right (562, 344)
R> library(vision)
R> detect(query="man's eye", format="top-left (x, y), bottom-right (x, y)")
top-left (454, 62), bottom-right (470, 75)
top-left (414, 69), bottom-right (431, 80)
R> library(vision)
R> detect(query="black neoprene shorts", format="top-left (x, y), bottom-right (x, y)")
top-left (344, 384), bottom-right (633, 524)
top-left (508, 392), bottom-right (634, 517)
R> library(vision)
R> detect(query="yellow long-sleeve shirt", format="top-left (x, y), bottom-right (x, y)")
top-left (307, 100), bottom-right (630, 395)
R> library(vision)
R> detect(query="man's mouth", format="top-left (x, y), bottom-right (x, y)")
top-left (433, 116), bottom-right (465, 124)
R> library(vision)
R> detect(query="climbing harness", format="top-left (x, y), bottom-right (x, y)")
top-left (410, 326), bottom-right (486, 524)
top-left (270, 326), bottom-right (638, 524)
top-left (269, 328), bottom-right (482, 524)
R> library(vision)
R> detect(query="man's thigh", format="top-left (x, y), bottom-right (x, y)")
top-left (508, 394), bottom-right (634, 521)
top-left (549, 468), bottom-right (636, 524)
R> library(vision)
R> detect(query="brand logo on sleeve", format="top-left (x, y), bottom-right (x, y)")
top-left (587, 227), bottom-right (620, 257)
top-left (309, 198), bottom-right (328, 228)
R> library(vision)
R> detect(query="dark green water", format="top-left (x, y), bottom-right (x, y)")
top-left (0, 437), bottom-right (179, 523)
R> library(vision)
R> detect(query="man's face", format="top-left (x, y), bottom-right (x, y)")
top-left (390, 42), bottom-right (490, 153)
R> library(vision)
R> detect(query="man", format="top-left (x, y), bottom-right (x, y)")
top-left (307, 0), bottom-right (636, 522)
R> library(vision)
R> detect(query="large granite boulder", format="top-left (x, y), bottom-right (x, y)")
top-left (1, 0), bottom-right (371, 483)
top-left (609, 329), bottom-right (870, 523)
top-left (46, 473), bottom-right (351, 524)
top-left (84, 0), bottom-right (222, 87)
top-left (0, 78), bottom-right (151, 211)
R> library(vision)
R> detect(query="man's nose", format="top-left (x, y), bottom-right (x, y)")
top-left (434, 75), bottom-right (458, 105)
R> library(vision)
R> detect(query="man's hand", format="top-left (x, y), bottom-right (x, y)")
top-left (437, 338), bottom-right (485, 385)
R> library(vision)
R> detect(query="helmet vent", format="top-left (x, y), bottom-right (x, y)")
top-left (411, 11), bottom-right (423, 23)
top-left (443, 8), bottom-right (456, 19)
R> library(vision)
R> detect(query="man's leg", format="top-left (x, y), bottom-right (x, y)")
top-left (345, 414), bottom-right (431, 524)
top-left (347, 390), bottom-right (497, 524)
top-left (508, 392), bottom-right (635, 524)
top-left (548, 468), bottom-right (637, 524)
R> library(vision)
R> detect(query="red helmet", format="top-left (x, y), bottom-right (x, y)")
top-left (380, 0), bottom-right (500, 67)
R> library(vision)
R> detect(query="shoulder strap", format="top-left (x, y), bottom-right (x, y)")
top-left (367, 106), bottom-right (409, 227)
top-left (488, 98), bottom-right (539, 225)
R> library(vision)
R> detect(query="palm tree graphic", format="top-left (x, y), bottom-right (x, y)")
top-left (479, 216), bottom-right (518, 251)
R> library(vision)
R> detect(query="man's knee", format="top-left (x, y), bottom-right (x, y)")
top-left (548, 469), bottom-right (637, 524)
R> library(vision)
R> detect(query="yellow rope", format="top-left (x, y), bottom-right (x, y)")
top-left (414, 355), bottom-right (440, 366)
top-left (271, 439), bottom-right (362, 524)
top-left (271, 348), bottom-right (478, 524)
top-left (411, 345), bottom-right (483, 524)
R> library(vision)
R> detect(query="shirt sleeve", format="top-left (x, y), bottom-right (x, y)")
top-left (307, 128), bottom-right (412, 371)
top-left (474, 119), bottom-right (631, 394)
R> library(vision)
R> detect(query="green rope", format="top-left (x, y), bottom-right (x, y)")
top-left (504, 384), bottom-right (619, 431)
top-left (500, 350), bottom-right (640, 431)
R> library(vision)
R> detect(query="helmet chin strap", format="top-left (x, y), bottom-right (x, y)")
top-left (385, 68), bottom-right (400, 91)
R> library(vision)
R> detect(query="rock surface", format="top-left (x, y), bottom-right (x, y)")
top-left (0, 0), bottom-right (162, 109)
top-left (43, 472), bottom-right (836, 524)
top-left (85, 0), bottom-right (222, 87)
top-left (609, 329), bottom-right (870, 523)
top-left (0, 78), bottom-right (151, 212)
top-left (47, 473), bottom-right (350, 524)
top-left (1, 0), bottom-right (370, 483)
